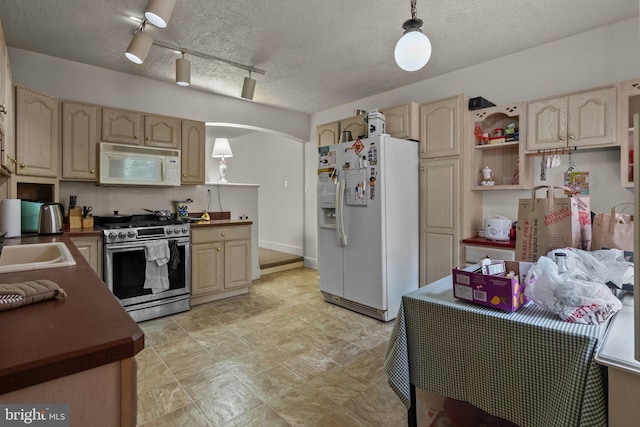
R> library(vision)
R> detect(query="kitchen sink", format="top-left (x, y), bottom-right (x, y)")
top-left (0, 242), bottom-right (76, 273)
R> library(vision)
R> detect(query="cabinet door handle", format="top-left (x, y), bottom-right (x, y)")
top-left (90, 169), bottom-right (95, 174)
top-left (216, 247), bottom-right (221, 252)
top-left (146, 137), bottom-right (150, 141)
top-left (20, 163), bottom-right (25, 168)
top-left (134, 135), bottom-right (139, 139)
top-left (559, 135), bottom-right (566, 141)
top-left (569, 134), bottom-right (575, 140)
top-left (182, 173), bottom-right (186, 177)
top-left (221, 232), bottom-right (225, 237)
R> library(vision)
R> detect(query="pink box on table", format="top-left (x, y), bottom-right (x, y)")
top-left (452, 261), bottom-right (533, 312)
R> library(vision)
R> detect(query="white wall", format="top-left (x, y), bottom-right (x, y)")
top-left (206, 129), bottom-right (304, 255)
top-left (304, 17), bottom-right (640, 267)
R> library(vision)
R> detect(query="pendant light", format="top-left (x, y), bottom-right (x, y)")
top-left (241, 71), bottom-right (256, 100)
top-left (144, 0), bottom-right (176, 28)
top-left (394, 0), bottom-right (432, 72)
top-left (176, 52), bottom-right (191, 86)
top-left (125, 21), bottom-right (153, 64)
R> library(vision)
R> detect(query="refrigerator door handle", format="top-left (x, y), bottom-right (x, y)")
top-left (336, 179), bottom-right (347, 247)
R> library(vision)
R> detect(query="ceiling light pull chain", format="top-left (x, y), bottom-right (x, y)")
top-left (410, 0), bottom-right (417, 20)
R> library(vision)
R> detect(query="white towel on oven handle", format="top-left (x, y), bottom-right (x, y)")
top-left (143, 241), bottom-right (170, 293)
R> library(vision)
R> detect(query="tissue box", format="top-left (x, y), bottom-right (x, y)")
top-left (452, 261), bottom-right (533, 312)
top-left (367, 110), bottom-right (386, 136)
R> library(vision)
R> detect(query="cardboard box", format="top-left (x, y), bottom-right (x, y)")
top-left (452, 261), bottom-right (533, 312)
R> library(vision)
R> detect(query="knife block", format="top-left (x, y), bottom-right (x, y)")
top-left (68, 208), bottom-right (83, 230)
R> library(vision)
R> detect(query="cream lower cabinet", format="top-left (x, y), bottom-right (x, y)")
top-left (191, 224), bottom-right (251, 305)
top-left (69, 235), bottom-right (103, 277)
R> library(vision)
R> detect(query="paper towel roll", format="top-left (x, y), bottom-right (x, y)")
top-left (0, 199), bottom-right (21, 238)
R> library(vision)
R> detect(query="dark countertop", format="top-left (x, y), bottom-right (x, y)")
top-left (189, 219), bottom-right (253, 229)
top-left (0, 234), bottom-right (144, 395)
top-left (462, 236), bottom-right (516, 249)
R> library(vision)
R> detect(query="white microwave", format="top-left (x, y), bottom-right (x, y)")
top-left (99, 142), bottom-right (181, 186)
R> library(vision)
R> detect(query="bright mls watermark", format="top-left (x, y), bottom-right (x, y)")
top-left (0, 405), bottom-right (69, 426)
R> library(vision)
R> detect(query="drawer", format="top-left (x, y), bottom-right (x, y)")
top-left (465, 245), bottom-right (515, 264)
top-left (191, 225), bottom-right (250, 244)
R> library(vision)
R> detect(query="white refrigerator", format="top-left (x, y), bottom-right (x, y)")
top-left (317, 135), bottom-right (419, 321)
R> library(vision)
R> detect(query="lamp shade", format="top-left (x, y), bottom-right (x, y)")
top-left (212, 138), bottom-right (233, 158)
top-left (394, 30), bottom-right (432, 72)
top-left (125, 30), bottom-right (153, 64)
top-left (144, 0), bottom-right (176, 28)
top-left (176, 57), bottom-right (190, 86)
top-left (241, 76), bottom-right (256, 100)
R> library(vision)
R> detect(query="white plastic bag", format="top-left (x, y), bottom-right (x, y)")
top-left (524, 254), bottom-right (623, 324)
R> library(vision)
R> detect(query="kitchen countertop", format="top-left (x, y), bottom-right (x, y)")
top-left (595, 293), bottom-right (640, 374)
top-left (189, 219), bottom-right (253, 229)
top-left (0, 234), bottom-right (144, 395)
top-left (462, 236), bottom-right (516, 249)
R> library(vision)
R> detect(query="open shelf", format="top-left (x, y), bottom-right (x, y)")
top-left (468, 103), bottom-right (531, 190)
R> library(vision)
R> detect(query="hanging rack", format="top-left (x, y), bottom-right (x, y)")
top-left (531, 146), bottom-right (577, 157)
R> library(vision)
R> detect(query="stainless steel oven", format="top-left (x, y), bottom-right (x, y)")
top-left (99, 217), bottom-right (191, 322)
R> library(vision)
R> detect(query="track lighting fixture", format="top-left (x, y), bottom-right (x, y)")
top-left (241, 71), bottom-right (257, 100)
top-left (125, 20), bottom-right (153, 64)
top-left (124, 4), bottom-right (266, 99)
top-left (394, 0), bottom-right (432, 72)
top-left (144, 0), bottom-right (176, 28)
top-left (176, 52), bottom-right (191, 86)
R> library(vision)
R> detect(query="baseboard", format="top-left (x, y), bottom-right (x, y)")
top-left (304, 257), bottom-right (318, 269)
top-left (259, 240), bottom-right (303, 256)
top-left (260, 261), bottom-right (304, 275)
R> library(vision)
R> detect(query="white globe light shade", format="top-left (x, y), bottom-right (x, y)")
top-left (394, 30), bottom-right (432, 72)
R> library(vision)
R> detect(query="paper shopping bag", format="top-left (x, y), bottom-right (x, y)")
top-left (515, 186), bottom-right (587, 262)
top-left (591, 203), bottom-right (634, 252)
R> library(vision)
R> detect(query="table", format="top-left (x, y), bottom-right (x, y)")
top-left (384, 275), bottom-right (610, 427)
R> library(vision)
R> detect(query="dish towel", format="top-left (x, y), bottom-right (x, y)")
top-left (143, 241), bottom-right (170, 294)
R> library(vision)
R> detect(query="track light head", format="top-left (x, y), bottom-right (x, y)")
top-left (144, 0), bottom-right (176, 28)
top-left (176, 53), bottom-right (190, 86)
top-left (241, 73), bottom-right (256, 100)
top-left (125, 27), bottom-right (153, 64)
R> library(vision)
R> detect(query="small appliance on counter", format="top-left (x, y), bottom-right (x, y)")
top-left (38, 203), bottom-right (64, 235)
top-left (21, 200), bottom-right (43, 232)
top-left (484, 215), bottom-right (513, 241)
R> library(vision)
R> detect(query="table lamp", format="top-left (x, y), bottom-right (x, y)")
top-left (212, 138), bottom-right (233, 183)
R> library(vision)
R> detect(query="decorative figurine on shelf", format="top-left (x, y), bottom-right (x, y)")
top-left (481, 165), bottom-right (495, 186)
top-left (474, 125), bottom-right (490, 145)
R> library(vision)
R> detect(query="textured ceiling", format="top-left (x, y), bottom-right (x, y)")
top-left (0, 0), bottom-right (638, 114)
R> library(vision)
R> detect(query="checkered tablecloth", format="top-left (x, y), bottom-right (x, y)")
top-left (384, 275), bottom-right (610, 427)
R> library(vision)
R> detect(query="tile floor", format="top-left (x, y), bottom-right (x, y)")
top-left (136, 267), bottom-right (408, 426)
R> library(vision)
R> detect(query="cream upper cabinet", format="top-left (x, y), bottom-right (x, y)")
top-left (15, 86), bottom-right (59, 178)
top-left (619, 78), bottom-right (640, 188)
top-left (339, 114), bottom-right (368, 140)
top-left (526, 87), bottom-right (617, 151)
top-left (316, 121), bottom-right (340, 146)
top-left (419, 96), bottom-right (461, 158)
top-left (61, 101), bottom-right (99, 181)
top-left (101, 107), bottom-right (143, 145)
top-left (0, 28), bottom-right (15, 175)
top-left (380, 102), bottom-right (419, 141)
top-left (143, 114), bottom-right (181, 149)
top-left (181, 119), bottom-right (205, 184)
top-left (102, 108), bottom-right (182, 148)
